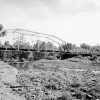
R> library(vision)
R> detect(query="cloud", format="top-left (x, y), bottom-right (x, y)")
top-left (0, 0), bottom-right (100, 25)
top-left (0, 0), bottom-right (50, 21)
top-left (0, 0), bottom-right (100, 46)
top-left (38, 0), bottom-right (100, 16)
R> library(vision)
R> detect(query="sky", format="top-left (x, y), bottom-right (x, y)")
top-left (0, 0), bottom-right (100, 46)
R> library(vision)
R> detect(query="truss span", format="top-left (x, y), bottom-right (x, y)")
top-left (0, 29), bottom-right (66, 52)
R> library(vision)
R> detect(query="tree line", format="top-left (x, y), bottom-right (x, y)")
top-left (0, 24), bottom-right (100, 61)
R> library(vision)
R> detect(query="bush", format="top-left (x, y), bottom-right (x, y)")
top-left (33, 52), bottom-right (46, 60)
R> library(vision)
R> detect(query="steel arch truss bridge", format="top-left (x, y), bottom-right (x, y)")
top-left (0, 29), bottom-right (66, 67)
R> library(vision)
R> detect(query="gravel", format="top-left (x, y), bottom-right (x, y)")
top-left (0, 57), bottom-right (100, 100)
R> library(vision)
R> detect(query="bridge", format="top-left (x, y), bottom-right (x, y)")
top-left (0, 29), bottom-right (68, 68)
top-left (0, 28), bottom-right (99, 68)
top-left (1, 29), bottom-right (67, 51)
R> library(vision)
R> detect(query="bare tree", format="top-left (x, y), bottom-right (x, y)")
top-left (80, 43), bottom-right (90, 50)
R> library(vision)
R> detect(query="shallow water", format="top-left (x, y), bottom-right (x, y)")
top-left (7, 61), bottom-right (31, 71)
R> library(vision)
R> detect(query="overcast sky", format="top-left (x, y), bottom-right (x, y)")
top-left (0, 0), bottom-right (100, 46)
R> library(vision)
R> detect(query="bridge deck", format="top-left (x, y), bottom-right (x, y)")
top-left (0, 47), bottom-right (60, 52)
top-left (0, 47), bottom-right (100, 56)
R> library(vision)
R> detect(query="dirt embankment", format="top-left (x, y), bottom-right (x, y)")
top-left (0, 61), bottom-right (26, 100)
top-left (1, 58), bottom-right (100, 100)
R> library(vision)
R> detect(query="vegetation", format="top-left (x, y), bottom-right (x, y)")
top-left (80, 43), bottom-right (91, 50)
top-left (15, 62), bottom-right (100, 100)
top-left (0, 24), bottom-right (6, 37)
top-left (0, 40), bottom-right (100, 61)
top-left (0, 24), bottom-right (100, 61)
top-left (61, 43), bottom-right (77, 51)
